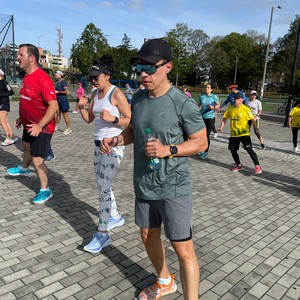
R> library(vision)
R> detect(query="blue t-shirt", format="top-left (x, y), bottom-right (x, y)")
top-left (199, 93), bottom-right (219, 119)
top-left (55, 80), bottom-right (68, 102)
top-left (222, 90), bottom-right (249, 107)
top-left (125, 87), bottom-right (133, 101)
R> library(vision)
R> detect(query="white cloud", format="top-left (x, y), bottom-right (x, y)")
top-left (98, 1), bottom-right (113, 9)
top-left (128, 0), bottom-right (145, 11)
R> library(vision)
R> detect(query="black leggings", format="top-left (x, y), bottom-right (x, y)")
top-left (203, 118), bottom-right (215, 152)
top-left (292, 127), bottom-right (299, 147)
top-left (229, 136), bottom-right (260, 166)
top-left (231, 147), bottom-right (259, 166)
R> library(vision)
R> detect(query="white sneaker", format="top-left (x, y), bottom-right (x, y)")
top-left (62, 128), bottom-right (72, 135)
top-left (293, 147), bottom-right (299, 153)
top-left (1, 138), bottom-right (15, 146)
top-left (213, 133), bottom-right (218, 138)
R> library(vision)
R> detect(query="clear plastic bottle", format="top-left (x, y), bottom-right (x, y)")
top-left (145, 128), bottom-right (161, 171)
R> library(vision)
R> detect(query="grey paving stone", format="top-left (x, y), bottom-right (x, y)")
top-left (53, 283), bottom-right (83, 300)
top-left (1, 103), bottom-right (299, 299)
top-left (73, 283), bottom-right (104, 300)
top-left (0, 293), bottom-right (17, 300)
top-left (266, 283), bottom-right (288, 299)
top-left (13, 280), bottom-right (44, 298)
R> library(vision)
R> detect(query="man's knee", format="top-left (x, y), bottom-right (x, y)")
top-left (32, 156), bottom-right (45, 168)
top-left (140, 227), bottom-right (161, 244)
top-left (171, 240), bottom-right (195, 260)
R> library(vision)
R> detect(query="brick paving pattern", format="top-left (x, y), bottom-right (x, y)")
top-left (0, 102), bottom-right (299, 299)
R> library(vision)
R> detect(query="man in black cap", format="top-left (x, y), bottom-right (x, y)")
top-left (101, 38), bottom-right (207, 299)
top-left (218, 92), bottom-right (262, 174)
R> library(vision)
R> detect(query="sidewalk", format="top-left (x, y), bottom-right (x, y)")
top-left (0, 101), bottom-right (299, 300)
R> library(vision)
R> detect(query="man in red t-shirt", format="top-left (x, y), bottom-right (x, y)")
top-left (7, 43), bottom-right (58, 204)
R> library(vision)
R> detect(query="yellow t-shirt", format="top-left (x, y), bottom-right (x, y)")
top-left (289, 106), bottom-right (300, 127)
top-left (223, 104), bottom-right (254, 137)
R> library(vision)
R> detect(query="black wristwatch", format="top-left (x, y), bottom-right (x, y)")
top-left (169, 145), bottom-right (178, 158)
top-left (112, 117), bottom-right (119, 124)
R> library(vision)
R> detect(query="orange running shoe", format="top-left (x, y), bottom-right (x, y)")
top-left (138, 273), bottom-right (177, 300)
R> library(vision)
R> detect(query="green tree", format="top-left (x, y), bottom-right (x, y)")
top-left (204, 37), bottom-right (231, 88)
top-left (204, 32), bottom-right (259, 89)
top-left (165, 22), bottom-right (193, 85)
top-left (272, 15), bottom-right (300, 94)
top-left (121, 33), bottom-right (133, 49)
top-left (70, 23), bottom-right (109, 74)
top-left (111, 33), bottom-right (138, 80)
top-left (189, 29), bottom-right (210, 86)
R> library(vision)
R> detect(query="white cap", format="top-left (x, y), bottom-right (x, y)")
top-left (0, 69), bottom-right (4, 76)
top-left (250, 90), bottom-right (257, 95)
top-left (56, 70), bottom-right (64, 76)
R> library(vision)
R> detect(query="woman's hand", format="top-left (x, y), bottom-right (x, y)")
top-left (78, 96), bottom-right (88, 107)
top-left (100, 109), bottom-right (114, 122)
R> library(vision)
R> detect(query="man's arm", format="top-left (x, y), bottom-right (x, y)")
top-left (220, 95), bottom-right (230, 108)
top-left (218, 118), bottom-right (227, 132)
top-left (38, 100), bottom-right (59, 128)
top-left (27, 100), bottom-right (59, 136)
top-left (100, 124), bottom-right (134, 154)
top-left (144, 127), bottom-right (208, 158)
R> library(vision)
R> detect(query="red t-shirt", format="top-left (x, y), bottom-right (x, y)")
top-left (19, 68), bottom-right (56, 134)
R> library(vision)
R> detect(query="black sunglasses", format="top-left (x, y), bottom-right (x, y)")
top-left (89, 76), bottom-right (98, 82)
top-left (136, 61), bottom-right (169, 76)
top-left (89, 73), bottom-right (105, 82)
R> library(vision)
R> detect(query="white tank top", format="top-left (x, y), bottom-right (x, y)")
top-left (93, 85), bottom-right (123, 141)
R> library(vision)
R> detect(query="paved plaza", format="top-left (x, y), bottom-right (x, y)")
top-left (0, 101), bottom-right (299, 300)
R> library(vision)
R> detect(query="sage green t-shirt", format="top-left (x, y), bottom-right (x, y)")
top-left (131, 85), bottom-right (205, 200)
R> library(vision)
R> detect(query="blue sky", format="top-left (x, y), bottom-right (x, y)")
top-left (1, 0), bottom-right (299, 58)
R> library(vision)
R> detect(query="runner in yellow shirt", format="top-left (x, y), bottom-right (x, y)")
top-left (218, 92), bottom-right (262, 174)
top-left (288, 99), bottom-right (300, 153)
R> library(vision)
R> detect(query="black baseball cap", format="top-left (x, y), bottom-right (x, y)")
top-left (233, 92), bottom-right (244, 99)
top-left (88, 65), bottom-right (109, 76)
top-left (136, 38), bottom-right (172, 64)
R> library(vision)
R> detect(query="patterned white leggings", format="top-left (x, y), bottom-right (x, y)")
top-left (93, 145), bottom-right (125, 231)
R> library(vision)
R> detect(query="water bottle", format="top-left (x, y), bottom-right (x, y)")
top-left (145, 128), bottom-right (161, 171)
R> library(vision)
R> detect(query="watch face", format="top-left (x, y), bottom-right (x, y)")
top-left (170, 146), bottom-right (178, 155)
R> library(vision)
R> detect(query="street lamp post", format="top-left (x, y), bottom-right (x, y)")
top-left (283, 20), bottom-right (300, 127)
top-left (38, 35), bottom-right (43, 47)
top-left (260, 6), bottom-right (282, 100)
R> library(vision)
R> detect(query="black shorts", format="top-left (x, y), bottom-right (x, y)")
top-left (58, 101), bottom-right (70, 112)
top-left (22, 129), bottom-right (52, 158)
top-left (228, 136), bottom-right (252, 151)
top-left (0, 98), bottom-right (10, 112)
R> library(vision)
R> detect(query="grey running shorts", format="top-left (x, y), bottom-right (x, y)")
top-left (135, 195), bottom-right (193, 241)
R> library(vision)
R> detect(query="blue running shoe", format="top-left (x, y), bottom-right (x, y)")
top-left (84, 233), bottom-right (111, 253)
top-left (7, 165), bottom-right (30, 176)
top-left (33, 188), bottom-right (53, 204)
top-left (198, 151), bottom-right (208, 159)
top-left (107, 214), bottom-right (125, 231)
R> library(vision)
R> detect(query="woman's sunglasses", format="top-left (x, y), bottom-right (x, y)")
top-left (89, 73), bottom-right (104, 82)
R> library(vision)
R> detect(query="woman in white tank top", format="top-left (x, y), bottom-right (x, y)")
top-left (78, 55), bottom-right (131, 253)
